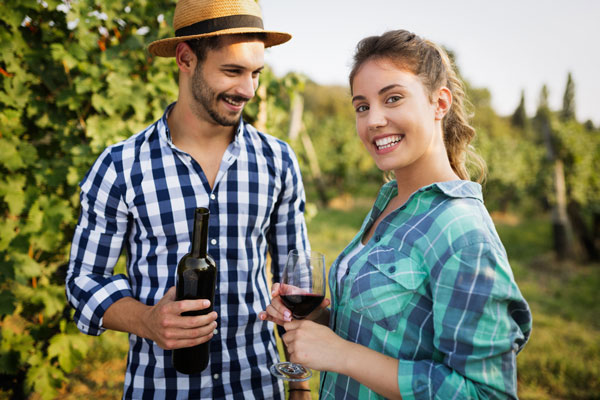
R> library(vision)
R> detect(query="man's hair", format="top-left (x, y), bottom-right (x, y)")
top-left (186, 33), bottom-right (266, 64)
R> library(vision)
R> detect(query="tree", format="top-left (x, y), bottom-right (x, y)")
top-left (561, 72), bottom-right (576, 122)
top-left (552, 73), bottom-right (600, 261)
top-left (534, 85), bottom-right (573, 260)
top-left (511, 90), bottom-right (527, 128)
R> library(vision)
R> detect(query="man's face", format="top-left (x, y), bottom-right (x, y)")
top-left (191, 36), bottom-right (265, 126)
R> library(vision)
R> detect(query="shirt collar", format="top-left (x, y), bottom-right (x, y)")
top-left (427, 180), bottom-right (483, 201)
top-left (379, 179), bottom-right (483, 202)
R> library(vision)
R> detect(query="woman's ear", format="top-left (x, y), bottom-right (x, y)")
top-left (434, 86), bottom-right (452, 120)
top-left (175, 42), bottom-right (196, 73)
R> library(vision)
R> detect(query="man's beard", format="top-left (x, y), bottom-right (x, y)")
top-left (191, 65), bottom-right (249, 127)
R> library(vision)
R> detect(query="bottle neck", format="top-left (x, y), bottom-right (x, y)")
top-left (191, 208), bottom-right (209, 258)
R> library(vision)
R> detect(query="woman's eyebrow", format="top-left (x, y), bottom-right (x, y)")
top-left (352, 84), bottom-right (406, 103)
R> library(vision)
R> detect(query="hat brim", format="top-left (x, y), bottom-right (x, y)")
top-left (148, 28), bottom-right (292, 57)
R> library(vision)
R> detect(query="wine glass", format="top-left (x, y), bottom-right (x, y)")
top-left (269, 249), bottom-right (326, 381)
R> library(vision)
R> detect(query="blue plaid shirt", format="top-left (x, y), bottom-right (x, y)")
top-left (321, 181), bottom-right (531, 399)
top-left (66, 104), bottom-right (308, 399)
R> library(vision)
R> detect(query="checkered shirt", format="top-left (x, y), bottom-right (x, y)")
top-left (66, 104), bottom-right (308, 399)
top-left (321, 180), bottom-right (532, 399)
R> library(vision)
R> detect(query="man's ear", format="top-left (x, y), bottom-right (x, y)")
top-left (434, 86), bottom-right (452, 120)
top-left (175, 41), bottom-right (196, 73)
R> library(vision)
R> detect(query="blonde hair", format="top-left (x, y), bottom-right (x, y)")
top-left (349, 30), bottom-right (486, 182)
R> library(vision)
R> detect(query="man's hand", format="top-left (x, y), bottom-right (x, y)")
top-left (102, 286), bottom-right (218, 351)
top-left (143, 286), bottom-right (218, 350)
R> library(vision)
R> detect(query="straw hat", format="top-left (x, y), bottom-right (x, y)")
top-left (148, 0), bottom-right (291, 57)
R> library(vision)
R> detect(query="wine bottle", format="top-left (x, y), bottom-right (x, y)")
top-left (172, 207), bottom-right (217, 374)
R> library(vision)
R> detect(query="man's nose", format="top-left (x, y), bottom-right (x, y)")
top-left (235, 74), bottom-right (257, 99)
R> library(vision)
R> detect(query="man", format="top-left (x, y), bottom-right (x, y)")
top-left (66, 0), bottom-right (311, 398)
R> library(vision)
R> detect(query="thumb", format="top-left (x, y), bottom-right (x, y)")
top-left (164, 286), bottom-right (177, 301)
top-left (271, 282), bottom-right (281, 297)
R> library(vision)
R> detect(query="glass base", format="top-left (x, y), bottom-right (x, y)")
top-left (269, 362), bottom-right (312, 381)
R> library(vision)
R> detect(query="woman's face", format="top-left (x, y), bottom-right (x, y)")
top-left (351, 58), bottom-right (447, 178)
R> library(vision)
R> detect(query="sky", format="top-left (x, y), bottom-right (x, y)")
top-left (260, 0), bottom-right (600, 125)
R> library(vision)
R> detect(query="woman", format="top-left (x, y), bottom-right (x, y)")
top-left (260, 30), bottom-right (531, 399)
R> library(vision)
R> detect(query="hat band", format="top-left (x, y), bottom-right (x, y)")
top-left (175, 14), bottom-right (264, 37)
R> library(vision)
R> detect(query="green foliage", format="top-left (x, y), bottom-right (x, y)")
top-left (510, 90), bottom-right (527, 129)
top-left (300, 82), bottom-right (379, 198)
top-left (468, 84), bottom-right (545, 213)
top-left (552, 118), bottom-right (600, 210)
top-left (561, 72), bottom-right (576, 122)
top-left (0, 0), bottom-right (178, 396)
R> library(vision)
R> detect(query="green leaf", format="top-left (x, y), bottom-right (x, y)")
top-left (48, 334), bottom-right (76, 373)
top-left (0, 290), bottom-right (16, 315)
top-left (0, 137), bottom-right (24, 170)
top-left (0, 175), bottom-right (27, 215)
top-left (0, 218), bottom-right (18, 251)
top-left (34, 286), bottom-right (66, 318)
top-left (12, 253), bottom-right (43, 279)
top-left (26, 359), bottom-right (63, 400)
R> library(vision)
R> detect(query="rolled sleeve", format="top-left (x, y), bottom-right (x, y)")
top-left (66, 148), bottom-right (133, 336)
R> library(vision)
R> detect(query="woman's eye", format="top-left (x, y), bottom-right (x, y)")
top-left (386, 95), bottom-right (402, 104)
top-left (355, 105), bottom-right (369, 113)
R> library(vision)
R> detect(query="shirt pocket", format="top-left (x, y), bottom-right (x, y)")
top-left (349, 246), bottom-right (427, 331)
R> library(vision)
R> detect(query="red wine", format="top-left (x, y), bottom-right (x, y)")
top-left (172, 207), bottom-right (217, 374)
top-left (280, 293), bottom-right (324, 319)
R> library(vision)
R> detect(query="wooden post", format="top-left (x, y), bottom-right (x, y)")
top-left (540, 117), bottom-right (572, 260)
top-left (288, 92), bottom-right (328, 206)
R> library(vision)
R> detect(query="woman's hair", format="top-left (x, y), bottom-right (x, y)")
top-left (349, 30), bottom-right (486, 182)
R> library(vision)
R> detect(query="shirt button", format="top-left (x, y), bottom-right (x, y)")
top-left (375, 235), bottom-right (381, 242)
top-left (211, 239), bottom-right (217, 245)
top-left (388, 266), bottom-right (396, 273)
top-left (210, 194), bottom-right (216, 200)
top-left (213, 373), bottom-right (220, 380)
top-left (213, 328), bottom-right (218, 335)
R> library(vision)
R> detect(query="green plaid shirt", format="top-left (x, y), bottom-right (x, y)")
top-left (320, 181), bottom-right (531, 399)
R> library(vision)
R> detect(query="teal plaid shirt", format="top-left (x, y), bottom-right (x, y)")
top-left (320, 180), bottom-right (531, 399)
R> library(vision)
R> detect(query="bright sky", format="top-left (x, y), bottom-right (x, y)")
top-left (261, 0), bottom-right (600, 125)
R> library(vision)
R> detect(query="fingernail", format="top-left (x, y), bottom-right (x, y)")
top-left (283, 311), bottom-right (291, 321)
top-left (203, 300), bottom-right (210, 307)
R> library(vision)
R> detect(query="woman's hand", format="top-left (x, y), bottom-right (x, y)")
top-left (258, 282), bottom-right (330, 325)
top-left (281, 319), bottom-right (348, 373)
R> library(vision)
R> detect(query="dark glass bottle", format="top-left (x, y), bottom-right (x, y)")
top-left (172, 207), bottom-right (217, 374)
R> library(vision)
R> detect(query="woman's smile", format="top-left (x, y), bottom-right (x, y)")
top-left (374, 134), bottom-right (404, 153)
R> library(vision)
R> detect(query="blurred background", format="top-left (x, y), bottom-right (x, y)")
top-left (0, 1), bottom-right (598, 399)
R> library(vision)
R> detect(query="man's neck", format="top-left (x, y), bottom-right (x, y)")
top-left (167, 101), bottom-right (238, 189)
top-left (168, 101), bottom-right (237, 147)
